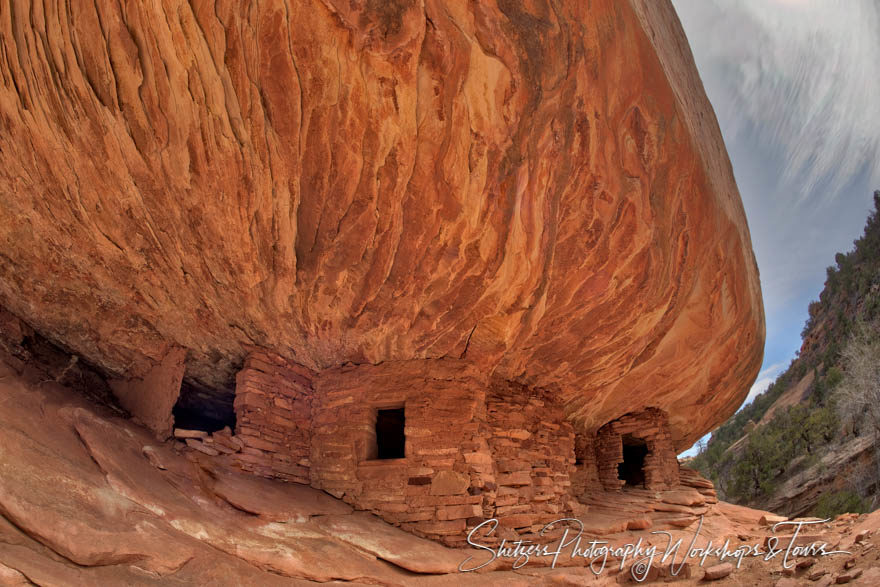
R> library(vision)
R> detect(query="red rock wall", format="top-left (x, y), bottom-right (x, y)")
top-left (596, 408), bottom-right (680, 491)
top-left (0, 0), bottom-right (766, 457)
top-left (232, 352), bottom-right (314, 484)
top-left (485, 380), bottom-right (577, 534)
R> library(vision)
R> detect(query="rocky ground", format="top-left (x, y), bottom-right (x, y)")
top-left (1, 353), bottom-right (879, 586)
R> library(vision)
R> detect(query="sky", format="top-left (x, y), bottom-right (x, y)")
top-left (671, 0), bottom-right (880, 456)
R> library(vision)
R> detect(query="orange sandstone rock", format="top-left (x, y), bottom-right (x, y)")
top-left (0, 0), bottom-right (763, 450)
top-left (108, 346), bottom-right (186, 439)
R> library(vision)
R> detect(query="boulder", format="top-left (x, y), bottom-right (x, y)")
top-left (761, 514), bottom-right (790, 526)
top-left (703, 563), bottom-right (734, 581)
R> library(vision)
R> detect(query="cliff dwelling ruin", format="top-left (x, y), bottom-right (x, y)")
top-left (110, 347), bottom-right (713, 546)
top-left (0, 0), bottom-right (765, 577)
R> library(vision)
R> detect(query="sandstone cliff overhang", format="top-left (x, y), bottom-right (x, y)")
top-left (0, 0), bottom-right (764, 449)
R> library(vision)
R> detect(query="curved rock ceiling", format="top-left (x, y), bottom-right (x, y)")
top-left (0, 0), bottom-right (764, 449)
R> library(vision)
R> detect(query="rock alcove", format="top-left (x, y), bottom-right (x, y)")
top-left (0, 0), bottom-right (763, 560)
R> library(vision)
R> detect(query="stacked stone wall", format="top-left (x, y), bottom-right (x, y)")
top-left (309, 359), bottom-right (492, 546)
top-left (484, 380), bottom-right (576, 535)
top-left (596, 408), bottom-right (679, 491)
top-left (231, 351), bottom-right (313, 484)
top-left (220, 352), bottom-right (682, 545)
top-left (571, 433), bottom-right (600, 496)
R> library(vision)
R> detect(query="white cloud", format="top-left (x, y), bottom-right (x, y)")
top-left (673, 0), bottom-right (880, 203)
top-left (746, 362), bottom-right (786, 403)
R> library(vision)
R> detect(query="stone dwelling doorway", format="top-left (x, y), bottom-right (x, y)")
top-left (374, 407), bottom-right (406, 459)
top-left (618, 434), bottom-right (648, 487)
top-left (596, 409), bottom-right (680, 491)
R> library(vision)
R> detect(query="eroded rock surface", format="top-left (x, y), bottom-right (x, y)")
top-left (0, 0), bottom-right (763, 448)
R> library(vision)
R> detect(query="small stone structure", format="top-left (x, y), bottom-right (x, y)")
top-left (307, 360), bottom-right (580, 545)
top-left (208, 351), bottom-right (689, 544)
top-left (595, 408), bottom-right (680, 491)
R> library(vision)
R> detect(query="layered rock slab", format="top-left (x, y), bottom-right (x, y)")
top-left (0, 0), bottom-right (764, 448)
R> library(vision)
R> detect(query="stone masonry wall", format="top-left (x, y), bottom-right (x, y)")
top-left (570, 433), bottom-right (600, 497)
top-left (231, 351), bottom-right (314, 484)
top-left (310, 359), bottom-right (492, 546)
top-left (596, 408), bottom-right (680, 491)
top-left (222, 353), bottom-right (583, 545)
top-left (484, 380), bottom-right (577, 536)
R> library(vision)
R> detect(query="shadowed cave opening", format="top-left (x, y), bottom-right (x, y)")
top-left (375, 407), bottom-right (406, 460)
top-left (11, 331), bottom-right (121, 411)
top-left (172, 380), bottom-right (236, 433)
top-left (618, 435), bottom-right (648, 487)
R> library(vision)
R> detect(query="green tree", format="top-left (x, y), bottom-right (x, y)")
top-left (729, 423), bottom-right (789, 500)
top-left (813, 491), bottom-right (868, 519)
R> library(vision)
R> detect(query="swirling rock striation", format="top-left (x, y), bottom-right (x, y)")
top-left (0, 0), bottom-right (763, 448)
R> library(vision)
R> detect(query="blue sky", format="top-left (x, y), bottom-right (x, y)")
top-left (671, 0), bottom-right (880, 456)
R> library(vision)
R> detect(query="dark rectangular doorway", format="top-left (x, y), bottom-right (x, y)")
top-left (375, 407), bottom-right (405, 459)
top-left (618, 435), bottom-right (648, 487)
